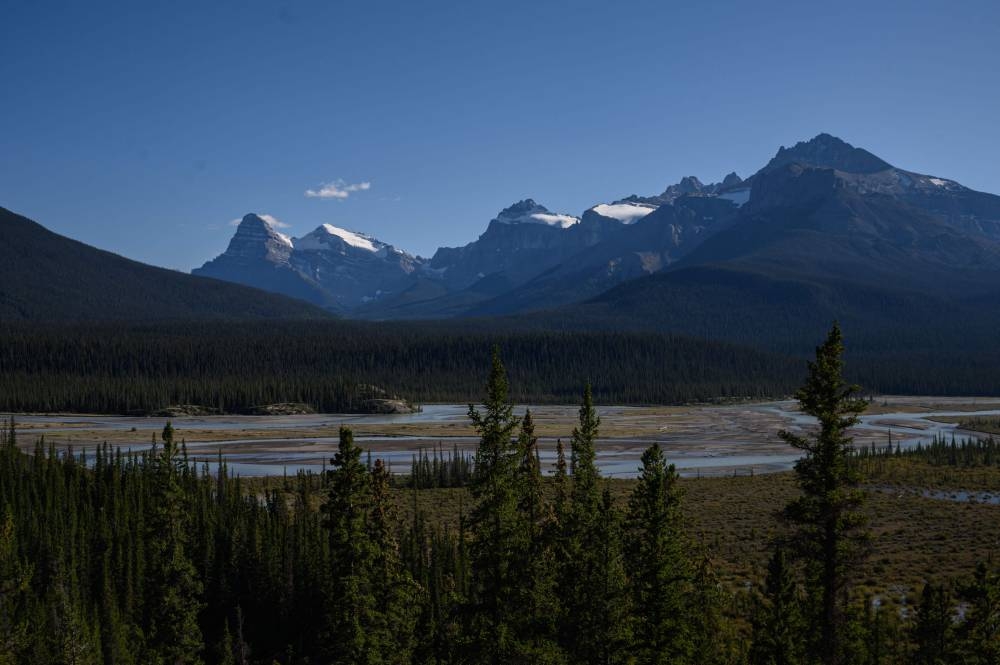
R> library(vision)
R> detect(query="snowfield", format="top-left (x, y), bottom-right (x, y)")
top-left (296, 224), bottom-right (381, 252)
top-left (591, 202), bottom-right (658, 224)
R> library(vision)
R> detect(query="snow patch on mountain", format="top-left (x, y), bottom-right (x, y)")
top-left (322, 224), bottom-right (379, 251)
top-left (523, 212), bottom-right (580, 228)
top-left (591, 202), bottom-right (658, 224)
top-left (296, 224), bottom-right (381, 252)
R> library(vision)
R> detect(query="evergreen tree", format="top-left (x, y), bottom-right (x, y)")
top-left (0, 510), bottom-right (31, 664)
top-left (779, 323), bottom-right (869, 665)
top-left (466, 346), bottom-right (521, 663)
top-left (516, 410), bottom-right (544, 529)
top-left (98, 551), bottom-right (138, 665)
top-left (511, 411), bottom-right (564, 663)
top-left (624, 443), bottom-right (690, 664)
top-left (689, 552), bottom-right (731, 665)
top-left (570, 383), bottom-right (601, 519)
top-left (594, 486), bottom-right (630, 665)
top-left (368, 458), bottom-right (420, 663)
top-left (321, 426), bottom-right (377, 663)
top-left (553, 438), bottom-right (568, 518)
top-left (560, 384), bottom-right (627, 664)
top-left (749, 547), bottom-right (805, 665)
top-left (45, 567), bottom-right (101, 665)
top-left (145, 422), bottom-right (204, 665)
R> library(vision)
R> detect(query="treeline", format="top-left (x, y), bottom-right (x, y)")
top-left (408, 444), bottom-right (474, 489)
top-left (854, 432), bottom-right (1000, 469)
top-left (0, 321), bottom-right (799, 414)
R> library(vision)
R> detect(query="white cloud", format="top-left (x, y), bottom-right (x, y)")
top-left (304, 179), bottom-right (372, 199)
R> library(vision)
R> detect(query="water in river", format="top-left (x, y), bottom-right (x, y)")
top-left (9, 399), bottom-right (998, 478)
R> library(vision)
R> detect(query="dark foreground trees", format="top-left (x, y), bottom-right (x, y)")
top-left (145, 423), bottom-right (204, 664)
top-left (749, 547), bottom-right (804, 665)
top-left (322, 426), bottom-right (418, 663)
top-left (624, 443), bottom-right (691, 662)
top-left (4, 329), bottom-right (1000, 663)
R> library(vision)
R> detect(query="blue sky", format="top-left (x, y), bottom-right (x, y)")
top-left (2, 0), bottom-right (998, 270)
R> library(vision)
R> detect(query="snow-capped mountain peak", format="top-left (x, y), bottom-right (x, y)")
top-left (494, 199), bottom-right (579, 229)
top-left (296, 224), bottom-right (385, 253)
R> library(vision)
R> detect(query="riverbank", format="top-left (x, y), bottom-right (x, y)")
top-left (8, 395), bottom-right (1000, 478)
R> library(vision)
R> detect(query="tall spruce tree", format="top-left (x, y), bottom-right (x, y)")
top-left (511, 410), bottom-right (563, 663)
top-left (560, 383), bottom-right (627, 664)
top-left (594, 485), bottom-right (630, 665)
top-left (570, 383), bottom-right (601, 519)
top-left (779, 323), bottom-right (869, 665)
top-left (624, 443), bottom-right (691, 664)
top-left (466, 347), bottom-right (521, 663)
top-left (368, 458), bottom-right (419, 663)
top-left (145, 422), bottom-right (204, 665)
top-left (516, 410), bottom-right (544, 530)
top-left (322, 426), bottom-right (377, 663)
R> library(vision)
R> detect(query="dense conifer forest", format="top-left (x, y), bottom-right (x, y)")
top-left (4, 320), bottom-right (1000, 417)
top-left (2, 327), bottom-right (999, 663)
top-left (0, 322), bottom-right (799, 414)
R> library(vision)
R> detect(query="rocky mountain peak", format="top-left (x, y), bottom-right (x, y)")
top-left (497, 199), bottom-right (547, 218)
top-left (226, 213), bottom-right (293, 262)
top-left (493, 199), bottom-right (578, 229)
top-left (677, 176), bottom-right (704, 193)
top-left (722, 172), bottom-right (743, 188)
top-left (764, 133), bottom-right (893, 175)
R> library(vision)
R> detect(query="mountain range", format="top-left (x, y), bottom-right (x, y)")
top-left (195, 171), bottom-right (751, 318)
top-left (192, 133), bottom-right (1000, 345)
top-left (5, 132), bottom-right (1000, 363)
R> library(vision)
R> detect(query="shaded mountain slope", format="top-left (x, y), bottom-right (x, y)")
top-left (0, 207), bottom-right (331, 321)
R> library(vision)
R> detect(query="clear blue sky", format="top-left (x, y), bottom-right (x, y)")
top-left (2, 0), bottom-right (998, 270)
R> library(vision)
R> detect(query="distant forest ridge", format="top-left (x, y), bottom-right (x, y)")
top-left (1, 321), bottom-right (999, 416)
top-left (0, 321), bottom-right (797, 414)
